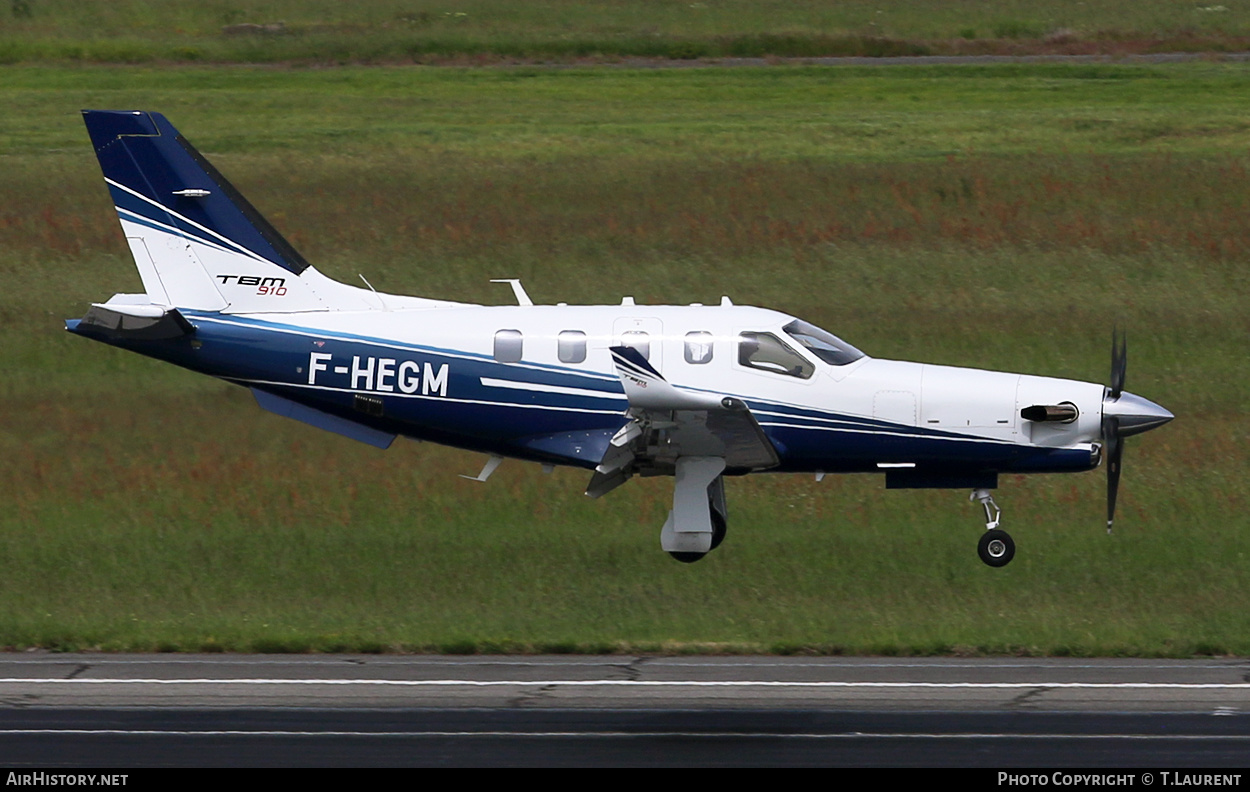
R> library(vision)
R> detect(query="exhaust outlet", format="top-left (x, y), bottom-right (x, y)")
top-left (1021, 403), bottom-right (1079, 423)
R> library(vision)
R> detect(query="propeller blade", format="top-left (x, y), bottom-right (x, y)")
top-left (1103, 414), bottom-right (1122, 534)
top-left (1105, 329), bottom-right (1126, 533)
top-left (1110, 328), bottom-right (1127, 400)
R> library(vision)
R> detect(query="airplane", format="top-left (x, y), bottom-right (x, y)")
top-left (66, 110), bottom-right (1175, 567)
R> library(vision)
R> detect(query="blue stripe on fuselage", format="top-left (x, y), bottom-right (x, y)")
top-left (69, 310), bottom-right (1094, 475)
top-left (187, 312), bottom-right (622, 387)
top-left (159, 314), bottom-right (629, 463)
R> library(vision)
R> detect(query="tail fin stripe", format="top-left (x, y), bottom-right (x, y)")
top-left (115, 201), bottom-right (268, 266)
top-left (107, 178), bottom-right (272, 265)
top-left (116, 207), bottom-right (247, 263)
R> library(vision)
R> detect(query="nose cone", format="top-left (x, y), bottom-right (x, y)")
top-left (1103, 391), bottom-right (1174, 437)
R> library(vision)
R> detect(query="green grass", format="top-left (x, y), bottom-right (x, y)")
top-left (4, 0), bottom-right (1250, 64)
top-left (0, 62), bottom-right (1246, 654)
top-left (9, 62), bottom-right (1250, 160)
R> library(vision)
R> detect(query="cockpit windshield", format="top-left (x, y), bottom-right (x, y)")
top-left (783, 319), bottom-right (865, 366)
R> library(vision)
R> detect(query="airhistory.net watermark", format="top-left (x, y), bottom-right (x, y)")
top-left (6, 775), bottom-right (128, 787)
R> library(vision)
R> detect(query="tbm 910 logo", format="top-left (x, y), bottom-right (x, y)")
top-left (216, 275), bottom-right (287, 295)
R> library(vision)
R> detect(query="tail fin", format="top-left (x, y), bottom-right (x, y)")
top-left (83, 110), bottom-right (354, 313)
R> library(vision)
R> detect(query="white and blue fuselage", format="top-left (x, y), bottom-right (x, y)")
top-left (81, 303), bottom-right (1104, 480)
top-left (66, 110), bottom-right (1172, 565)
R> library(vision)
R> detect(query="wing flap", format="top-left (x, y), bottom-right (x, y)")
top-left (707, 408), bottom-right (781, 470)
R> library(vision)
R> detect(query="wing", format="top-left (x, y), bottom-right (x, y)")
top-left (587, 346), bottom-right (779, 498)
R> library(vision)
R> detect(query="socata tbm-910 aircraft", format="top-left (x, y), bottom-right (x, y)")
top-left (68, 111), bottom-right (1174, 567)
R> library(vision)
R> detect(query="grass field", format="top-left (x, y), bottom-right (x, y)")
top-left (4, 0), bottom-right (1250, 63)
top-left (1, 60), bottom-right (1247, 655)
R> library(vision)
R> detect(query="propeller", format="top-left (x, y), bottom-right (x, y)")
top-left (1099, 329), bottom-right (1174, 533)
top-left (1103, 329), bottom-right (1126, 533)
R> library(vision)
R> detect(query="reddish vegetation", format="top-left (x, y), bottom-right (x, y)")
top-left (281, 155), bottom-right (1250, 263)
top-left (11, 153), bottom-right (1250, 266)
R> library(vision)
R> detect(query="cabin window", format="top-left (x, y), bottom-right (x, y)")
top-left (619, 330), bottom-right (650, 360)
top-left (558, 330), bottom-right (587, 364)
top-left (738, 332), bottom-right (813, 379)
top-left (684, 332), bottom-right (714, 364)
top-left (494, 329), bottom-right (523, 362)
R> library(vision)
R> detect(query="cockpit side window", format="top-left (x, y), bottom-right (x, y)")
top-left (738, 332), bottom-right (813, 379)
top-left (783, 319), bottom-right (865, 366)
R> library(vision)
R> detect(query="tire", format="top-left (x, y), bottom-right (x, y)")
top-left (977, 529), bottom-right (1015, 568)
top-left (668, 551), bottom-right (706, 564)
top-left (709, 508), bottom-right (727, 551)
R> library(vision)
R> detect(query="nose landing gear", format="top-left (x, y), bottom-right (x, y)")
top-left (971, 488), bottom-right (1015, 567)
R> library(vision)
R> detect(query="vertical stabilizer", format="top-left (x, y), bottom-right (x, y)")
top-left (82, 110), bottom-right (364, 313)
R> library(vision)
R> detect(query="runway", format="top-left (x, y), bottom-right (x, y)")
top-left (2, 654), bottom-right (1249, 766)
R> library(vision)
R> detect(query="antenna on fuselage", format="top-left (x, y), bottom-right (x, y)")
top-left (490, 279), bottom-right (534, 306)
top-left (358, 274), bottom-right (388, 311)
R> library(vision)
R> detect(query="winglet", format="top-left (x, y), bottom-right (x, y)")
top-left (611, 345), bottom-right (663, 382)
top-left (609, 346), bottom-right (730, 411)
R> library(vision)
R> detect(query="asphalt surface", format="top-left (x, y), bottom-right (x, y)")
top-left (2, 654), bottom-right (1250, 767)
top-left (4, 654), bottom-right (1250, 711)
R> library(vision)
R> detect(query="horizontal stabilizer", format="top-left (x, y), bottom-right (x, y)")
top-left (252, 388), bottom-right (396, 449)
top-left (73, 301), bottom-right (194, 341)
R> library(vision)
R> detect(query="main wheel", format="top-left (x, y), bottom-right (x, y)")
top-left (709, 508), bottom-right (727, 551)
top-left (668, 551), bottom-right (706, 564)
top-left (977, 529), bottom-right (1015, 567)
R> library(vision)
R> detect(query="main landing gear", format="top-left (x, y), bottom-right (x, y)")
top-left (663, 457), bottom-right (728, 563)
top-left (670, 497), bottom-right (727, 564)
top-left (971, 488), bottom-right (1015, 568)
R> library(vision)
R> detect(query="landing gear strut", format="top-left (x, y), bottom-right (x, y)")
top-left (663, 457), bottom-right (728, 563)
top-left (971, 488), bottom-right (1014, 567)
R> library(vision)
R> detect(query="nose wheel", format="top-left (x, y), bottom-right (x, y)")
top-left (971, 489), bottom-right (1015, 567)
top-left (977, 529), bottom-right (1015, 567)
